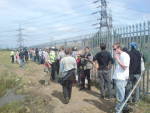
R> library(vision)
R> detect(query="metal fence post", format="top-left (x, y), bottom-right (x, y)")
top-left (143, 71), bottom-right (146, 94)
top-left (147, 70), bottom-right (149, 93)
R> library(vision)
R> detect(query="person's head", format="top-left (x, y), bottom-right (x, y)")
top-left (65, 48), bottom-right (72, 55)
top-left (60, 46), bottom-right (64, 51)
top-left (85, 47), bottom-right (90, 53)
top-left (100, 43), bottom-right (106, 50)
top-left (130, 42), bottom-right (137, 50)
top-left (51, 46), bottom-right (55, 51)
top-left (73, 47), bottom-right (77, 51)
top-left (122, 47), bottom-right (129, 54)
top-left (113, 43), bottom-right (122, 54)
top-left (20, 48), bottom-right (23, 52)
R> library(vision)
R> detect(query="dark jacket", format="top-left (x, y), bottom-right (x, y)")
top-left (58, 69), bottom-right (76, 85)
top-left (19, 51), bottom-right (25, 59)
top-left (94, 50), bottom-right (114, 70)
top-left (24, 50), bottom-right (28, 57)
top-left (129, 48), bottom-right (141, 75)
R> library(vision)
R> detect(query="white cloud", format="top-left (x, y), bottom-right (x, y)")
top-left (110, 0), bottom-right (150, 25)
top-left (24, 27), bottom-right (38, 33)
top-left (0, 0), bottom-right (9, 8)
top-left (85, 0), bottom-right (150, 26)
top-left (0, 0), bottom-right (150, 47)
top-left (52, 23), bottom-right (74, 32)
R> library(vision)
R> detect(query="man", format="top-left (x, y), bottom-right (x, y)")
top-left (59, 48), bottom-right (77, 104)
top-left (76, 49), bottom-right (85, 86)
top-left (94, 43), bottom-right (114, 99)
top-left (128, 42), bottom-right (141, 103)
top-left (80, 47), bottom-right (93, 90)
top-left (112, 43), bottom-right (130, 113)
top-left (57, 47), bottom-right (66, 75)
top-left (35, 48), bottom-right (39, 63)
top-left (49, 47), bottom-right (57, 81)
top-left (15, 50), bottom-right (20, 64)
top-left (24, 48), bottom-right (29, 63)
top-left (10, 51), bottom-right (15, 63)
top-left (39, 49), bottom-right (43, 64)
top-left (43, 48), bottom-right (50, 73)
top-left (19, 49), bottom-right (25, 68)
top-left (72, 47), bottom-right (78, 59)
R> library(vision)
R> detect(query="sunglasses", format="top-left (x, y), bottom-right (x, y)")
top-left (113, 48), bottom-right (117, 51)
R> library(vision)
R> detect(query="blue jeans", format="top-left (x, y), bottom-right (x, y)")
top-left (129, 74), bottom-right (140, 102)
top-left (98, 70), bottom-right (112, 98)
top-left (115, 79), bottom-right (127, 113)
top-left (20, 59), bottom-right (25, 67)
top-left (125, 80), bottom-right (132, 102)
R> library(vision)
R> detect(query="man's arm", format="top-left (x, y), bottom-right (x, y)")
top-left (93, 54), bottom-right (99, 69)
top-left (109, 52), bottom-right (114, 65)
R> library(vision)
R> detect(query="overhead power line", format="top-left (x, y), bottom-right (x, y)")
top-left (0, 19), bottom-right (96, 39)
top-left (20, 2), bottom-right (98, 25)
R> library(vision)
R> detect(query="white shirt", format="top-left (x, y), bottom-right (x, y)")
top-left (113, 52), bottom-right (130, 80)
top-left (57, 51), bottom-right (66, 60)
top-left (43, 51), bottom-right (49, 62)
top-left (39, 50), bottom-right (42, 56)
top-left (10, 51), bottom-right (15, 56)
top-left (72, 51), bottom-right (78, 59)
top-left (60, 56), bottom-right (77, 73)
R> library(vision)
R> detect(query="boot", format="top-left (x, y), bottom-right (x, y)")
top-left (64, 97), bottom-right (69, 104)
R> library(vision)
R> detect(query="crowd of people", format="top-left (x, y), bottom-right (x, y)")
top-left (10, 42), bottom-right (145, 113)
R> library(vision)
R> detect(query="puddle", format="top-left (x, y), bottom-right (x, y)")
top-left (0, 89), bottom-right (25, 107)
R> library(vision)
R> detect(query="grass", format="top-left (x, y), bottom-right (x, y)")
top-left (136, 96), bottom-right (150, 113)
top-left (0, 51), bottom-right (24, 97)
top-left (0, 51), bottom-right (54, 113)
top-left (0, 96), bottom-right (54, 113)
top-left (0, 70), bottom-right (22, 97)
top-left (0, 101), bottom-right (27, 113)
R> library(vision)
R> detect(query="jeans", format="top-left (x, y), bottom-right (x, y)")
top-left (81, 69), bottom-right (91, 89)
top-left (20, 59), bottom-right (25, 67)
top-left (62, 80), bottom-right (73, 99)
top-left (56, 60), bottom-right (60, 75)
top-left (77, 68), bottom-right (81, 85)
top-left (39, 56), bottom-right (42, 64)
top-left (35, 55), bottom-right (39, 63)
top-left (125, 80), bottom-right (132, 101)
top-left (115, 79), bottom-right (127, 113)
top-left (25, 56), bottom-right (28, 62)
top-left (51, 62), bottom-right (56, 80)
top-left (11, 56), bottom-right (14, 63)
top-left (127, 74), bottom-right (140, 102)
top-left (29, 54), bottom-right (32, 60)
top-left (98, 70), bottom-right (112, 98)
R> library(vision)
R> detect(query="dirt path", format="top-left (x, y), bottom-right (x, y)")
top-left (0, 52), bottom-right (148, 113)
top-left (12, 61), bottom-right (115, 113)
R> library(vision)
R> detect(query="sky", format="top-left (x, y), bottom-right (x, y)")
top-left (0, 0), bottom-right (150, 48)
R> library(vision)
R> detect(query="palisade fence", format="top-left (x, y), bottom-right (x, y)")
top-left (54, 21), bottom-right (150, 94)
top-left (81, 21), bottom-right (150, 95)
top-left (82, 21), bottom-right (150, 56)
